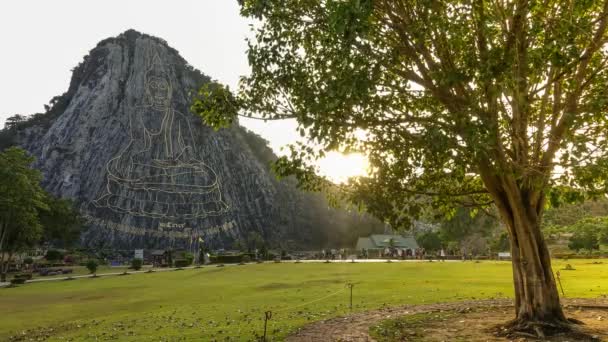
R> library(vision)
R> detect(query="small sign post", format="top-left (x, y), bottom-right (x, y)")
top-left (134, 249), bottom-right (144, 260)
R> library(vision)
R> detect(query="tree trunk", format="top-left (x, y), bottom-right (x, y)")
top-left (478, 163), bottom-right (571, 336)
top-left (0, 252), bottom-right (6, 283)
top-left (497, 185), bottom-right (570, 336)
top-left (509, 216), bottom-right (566, 326)
top-left (0, 222), bottom-right (7, 283)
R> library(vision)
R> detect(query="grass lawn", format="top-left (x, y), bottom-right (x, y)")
top-left (0, 259), bottom-right (606, 341)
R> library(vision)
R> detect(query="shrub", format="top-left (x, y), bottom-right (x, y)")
top-left (210, 255), bottom-right (244, 264)
top-left (552, 253), bottom-right (575, 259)
top-left (242, 255), bottom-right (251, 263)
top-left (183, 252), bottom-right (194, 266)
top-left (86, 260), bottom-right (98, 274)
top-left (568, 226), bottom-right (600, 252)
top-left (10, 278), bottom-right (26, 285)
top-left (174, 259), bottom-right (189, 268)
top-left (23, 257), bottom-right (34, 265)
top-left (14, 273), bottom-right (32, 280)
top-left (131, 258), bottom-right (143, 271)
top-left (45, 250), bottom-right (64, 261)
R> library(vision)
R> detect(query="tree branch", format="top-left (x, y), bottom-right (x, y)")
top-left (540, 0), bottom-right (608, 176)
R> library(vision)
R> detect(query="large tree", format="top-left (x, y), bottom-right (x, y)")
top-left (194, 0), bottom-right (608, 336)
top-left (0, 147), bottom-right (47, 282)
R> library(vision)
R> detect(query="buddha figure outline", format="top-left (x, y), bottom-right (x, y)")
top-left (94, 53), bottom-right (229, 219)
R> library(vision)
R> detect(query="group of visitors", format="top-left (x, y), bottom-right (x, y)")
top-left (379, 247), bottom-right (427, 259)
top-left (317, 247), bottom-right (471, 261)
top-left (321, 248), bottom-right (348, 260)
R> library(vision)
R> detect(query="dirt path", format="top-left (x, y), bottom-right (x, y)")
top-left (286, 298), bottom-right (608, 342)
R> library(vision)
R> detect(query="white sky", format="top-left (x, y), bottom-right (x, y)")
top-left (0, 1), bottom-right (367, 183)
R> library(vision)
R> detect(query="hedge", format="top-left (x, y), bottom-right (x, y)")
top-left (174, 259), bottom-right (190, 268)
top-left (209, 254), bottom-right (255, 264)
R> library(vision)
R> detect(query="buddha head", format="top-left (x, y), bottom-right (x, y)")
top-left (144, 54), bottom-right (172, 108)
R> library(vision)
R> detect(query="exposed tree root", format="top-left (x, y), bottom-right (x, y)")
top-left (494, 317), bottom-right (598, 341)
top-left (568, 317), bottom-right (585, 325)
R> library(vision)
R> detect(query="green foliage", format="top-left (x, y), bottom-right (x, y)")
top-left (174, 259), bottom-right (189, 268)
top-left (415, 231), bottom-right (442, 252)
top-left (490, 232), bottom-right (511, 253)
top-left (245, 231), bottom-right (264, 252)
top-left (0, 92), bottom-right (76, 149)
top-left (182, 252), bottom-right (194, 266)
top-left (45, 249), bottom-right (64, 261)
top-left (566, 217), bottom-right (608, 252)
top-left (85, 260), bottom-right (98, 274)
top-left (543, 199), bottom-right (608, 228)
top-left (193, 0), bottom-right (608, 231)
top-left (195, 4), bottom-right (608, 320)
top-left (14, 273), bottom-right (32, 280)
top-left (190, 83), bottom-right (239, 130)
top-left (439, 208), bottom-right (496, 242)
top-left (0, 147), bottom-right (84, 281)
top-left (4, 115), bottom-right (28, 130)
top-left (242, 254), bottom-right (252, 263)
top-left (209, 254), bottom-right (251, 264)
top-left (131, 258), bottom-right (143, 271)
top-left (10, 278), bottom-right (26, 285)
top-left (0, 147), bottom-right (47, 280)
top-left (38, 196), bottom-right (82, 247)
top-left (435, 208), bottom-right (500, 253)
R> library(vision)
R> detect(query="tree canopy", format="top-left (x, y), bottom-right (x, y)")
top-left (198, 1), bottom-right (608, 228)
top-left (39, 196), bottom-right (82, 248)
top-left (0, 147), bottom-right (83, 281)
top-left (0, 147), bottom-right (47, 281)
top-left (194, 0), bottom-right (608, 334)
top-left (567, 219), bottom-right (603, 252)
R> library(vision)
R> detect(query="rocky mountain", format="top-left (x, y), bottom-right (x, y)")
top-left (2, 30), bottom-right (384, 250)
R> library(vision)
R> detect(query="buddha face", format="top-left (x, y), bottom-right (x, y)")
top-left (146, 76), bottom-right (171, 107)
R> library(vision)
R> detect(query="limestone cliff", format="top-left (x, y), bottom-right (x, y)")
top-left (7, 30), bottom-right (384, 250)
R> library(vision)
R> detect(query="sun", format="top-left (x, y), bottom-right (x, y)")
top-left (316, 151), bottom-right (369, 184)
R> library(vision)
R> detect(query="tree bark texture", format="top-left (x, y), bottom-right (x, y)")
top-left (480, 168), bottom-right (568, 333)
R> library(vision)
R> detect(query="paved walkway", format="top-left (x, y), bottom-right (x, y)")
top-left (295, 258), bottom-right (460, 263)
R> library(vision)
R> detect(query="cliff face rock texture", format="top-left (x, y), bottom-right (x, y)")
top-left (12, 30), bottom-right (352, 250)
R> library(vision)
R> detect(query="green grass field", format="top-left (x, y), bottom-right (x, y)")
top-left (25, 265), bottom-right (154, 279)
top-left (1, 259), bottom-right (606, 341)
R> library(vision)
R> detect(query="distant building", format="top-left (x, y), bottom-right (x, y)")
top-left (355, 234), bottom-right (419, 252)
top-left (149, 250), bottom-right (172, 266)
